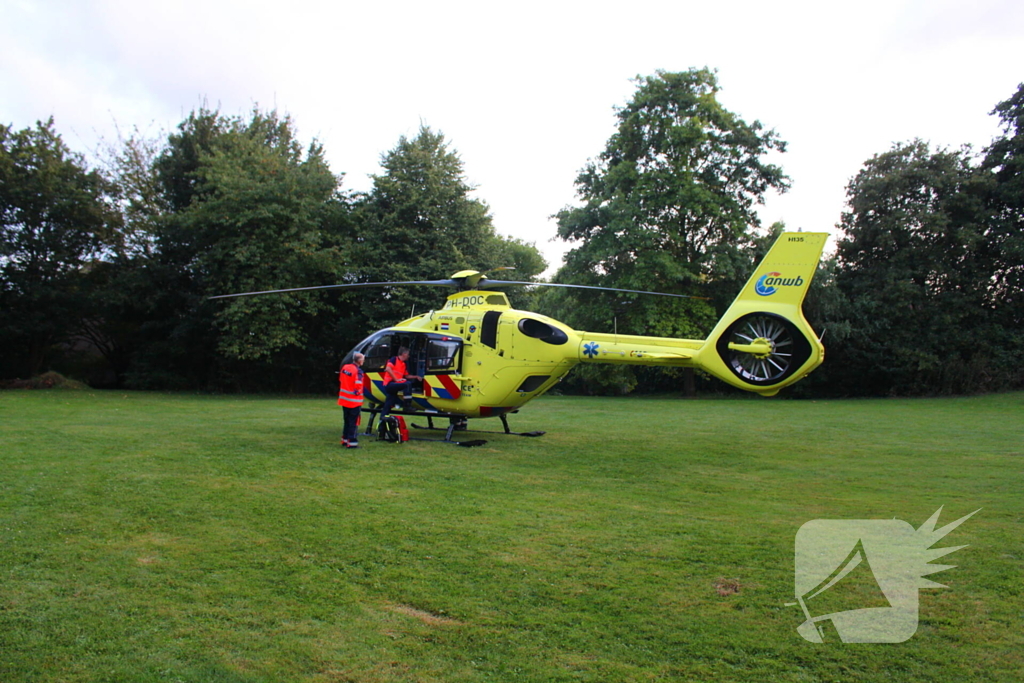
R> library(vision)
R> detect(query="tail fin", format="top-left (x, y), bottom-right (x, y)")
top-left (697, 232), bottom-right (828, 395)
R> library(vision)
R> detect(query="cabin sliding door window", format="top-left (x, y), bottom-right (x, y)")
top-left (426, 338), bottom-right (461, 373)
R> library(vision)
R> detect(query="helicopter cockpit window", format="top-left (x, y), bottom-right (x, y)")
top-left (360, 333), bottom-right (393, 372)
top-left (426, 338), bottom-right (460, 371)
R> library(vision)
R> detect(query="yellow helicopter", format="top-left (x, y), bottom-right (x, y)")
top-left (214, 232), bottom-right (828, 441)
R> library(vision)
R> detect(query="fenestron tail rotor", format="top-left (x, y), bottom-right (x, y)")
top-left (698, 233), bottom-right (828, 395)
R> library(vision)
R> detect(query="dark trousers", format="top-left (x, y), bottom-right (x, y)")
top-left (380, 381), bottom-right (413, 418)
top-left (342, 406), bottom-right (361, 442)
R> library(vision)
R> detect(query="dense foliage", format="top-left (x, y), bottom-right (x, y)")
top-left (1, 111), bottom-right (543, 392)
top-left (2, 77), bottom-right (1022, 396)
top-left (800, 84), bottom-right (1024, 396)
top-left (1, 120), bottom-right (117, 378)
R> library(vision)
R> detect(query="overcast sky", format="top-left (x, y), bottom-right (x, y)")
top-left (3, 0), bottom-right (1022, 273)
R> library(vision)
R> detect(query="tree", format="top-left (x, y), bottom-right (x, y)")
top-left (99, 124), bottom-right (167, 260)
top-left (825, 140), bottom-right (1009, 395)
top-left (0, 119), bottom-right (117, 378)
top-left (187, 114), bottom-right (347, 362)
top-left (68, 126), bottom-right (171, 386)
top-left (354, 125), bottom-right (544, 328)
top-left (549, 69), bottom-right (790, 393)
top-left (123, 107), bottom-right (355, 391)
top-left (980, 83), bottom-right (1024, 331)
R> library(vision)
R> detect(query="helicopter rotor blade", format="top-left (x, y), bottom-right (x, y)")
top-left (208, 280), bottom-right (459, 300)
top-left (474, 280), bottom-right (708, 299)
top-left (210, 275), bottom-right (707, 301)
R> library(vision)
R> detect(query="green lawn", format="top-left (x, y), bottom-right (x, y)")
top-left (1, 390), bottom-right (1021, 682)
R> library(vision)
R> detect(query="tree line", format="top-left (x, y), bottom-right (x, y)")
top-left (1, 111), bottom-right (543, 392)
top-left (2, 71), bottom-right (1022, 396)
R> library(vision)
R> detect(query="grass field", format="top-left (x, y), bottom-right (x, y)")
top-left (1, 389), bottom-right (1022, 682)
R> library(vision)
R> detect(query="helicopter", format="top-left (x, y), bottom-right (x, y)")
top-left (212, 232), bottom-right (829, 441)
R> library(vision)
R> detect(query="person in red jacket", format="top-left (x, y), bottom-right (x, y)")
top-left (338, 352), bottom-right (365, 448)
top-left (380, 347), bottom-right (421, 420)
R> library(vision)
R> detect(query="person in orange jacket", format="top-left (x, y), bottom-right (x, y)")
top-left (338, 352), bottom-right (366, 448)
top-left (380, 347), bottom-right (421, 420)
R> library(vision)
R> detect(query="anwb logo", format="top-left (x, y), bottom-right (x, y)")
top-left (788, 507), bottom-right (978, 643)
top-left (754, 272), bottom-right (805, 296)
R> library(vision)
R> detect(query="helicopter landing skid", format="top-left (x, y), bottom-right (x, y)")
top-left (362, 409), bottom-right (544, 443)
top-left (411, 413), bottom-right (545, 440)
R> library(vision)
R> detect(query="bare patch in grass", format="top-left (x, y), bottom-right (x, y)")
top-left (495, 545), bottom-right (540, 565)
top-left (387, 603), bottom-right (461, 626)
top-left (714, 577), bottom-right (741, 596)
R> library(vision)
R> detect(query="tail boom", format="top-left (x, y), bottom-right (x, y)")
top-left (574, 232), bottom-right (828, 396)
top-left (578, 332), bottom-right (701, 365)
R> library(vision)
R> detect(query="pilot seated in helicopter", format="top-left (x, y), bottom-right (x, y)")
top-left (380, 347), bottom-right (422, 419)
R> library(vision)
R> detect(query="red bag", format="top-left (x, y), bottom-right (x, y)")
top-left (395, 415), bottom-right (409, 442)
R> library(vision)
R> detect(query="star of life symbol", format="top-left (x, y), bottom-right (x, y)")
top-left (583, 341), bottom-right (600, 358)
top-left (788, 507), bottom-right (978, 643)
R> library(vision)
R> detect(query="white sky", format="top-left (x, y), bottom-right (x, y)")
top-left (3, 0), bottom-right (1022, 274)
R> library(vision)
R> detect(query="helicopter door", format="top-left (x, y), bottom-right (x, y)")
top-left (420, 334), bottom-right (463, 401)
top-left (347, 331), bottom-right (462, 400)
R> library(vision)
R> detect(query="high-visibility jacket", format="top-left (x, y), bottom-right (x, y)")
top-left (382, 356), bottom-right (407, 386)
top-left (338, 363), bottom-right (365, 408)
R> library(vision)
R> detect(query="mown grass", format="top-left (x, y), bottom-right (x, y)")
top-left (1, 390), bottom-right (1022, 682)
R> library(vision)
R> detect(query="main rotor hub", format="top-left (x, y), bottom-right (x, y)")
top-left (449, 270), bottom-right (488, 290)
